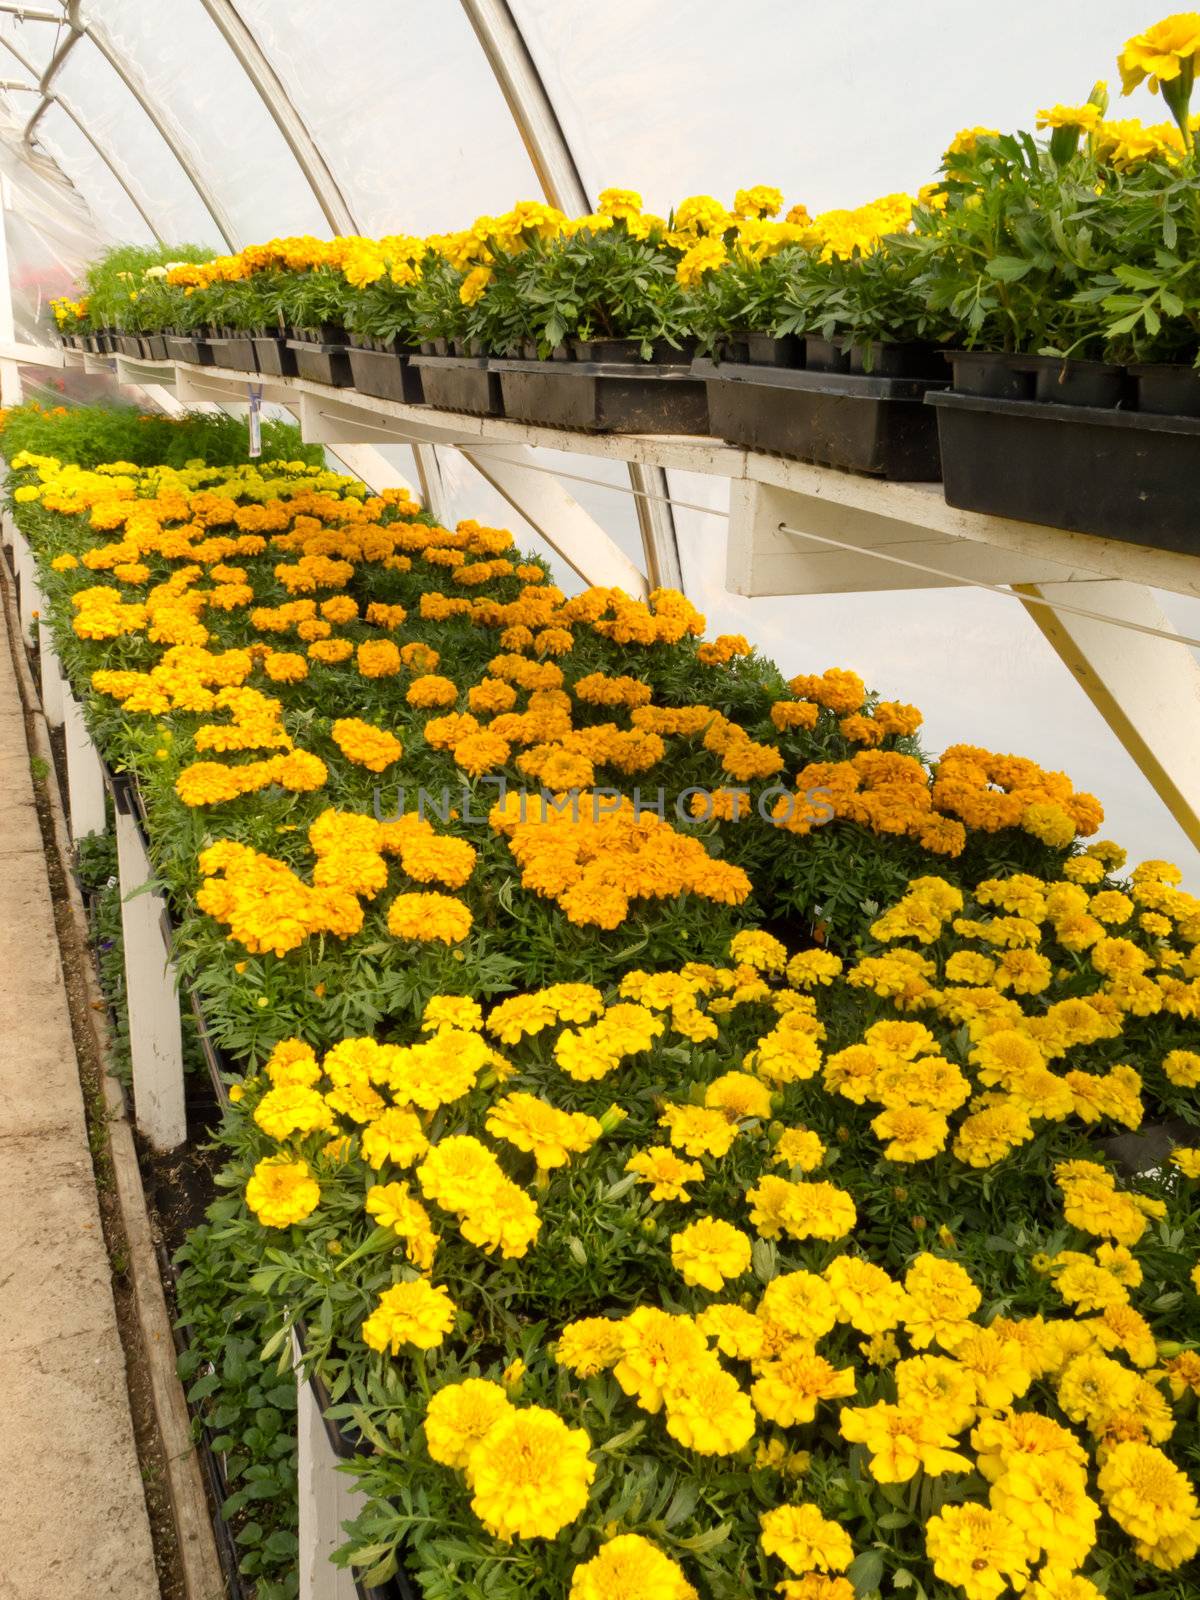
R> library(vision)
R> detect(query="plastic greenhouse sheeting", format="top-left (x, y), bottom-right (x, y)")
top-left (0, 0), bottom-right (1196, 884)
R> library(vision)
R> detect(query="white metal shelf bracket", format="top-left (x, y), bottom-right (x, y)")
top-left (1015, 579), bottom-right (1200, 854)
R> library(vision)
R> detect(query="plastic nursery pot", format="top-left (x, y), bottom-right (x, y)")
top-left (1129, 361), bottom-right (1200, 419)
top-left (411, 353), bottom-right (504, 416)
top-left (286, 326), bottom-right (353, 387)
top-left (848, 341), bottom-right (949, 381)
top-left (928, 388), bottom-right (1200, 555)
top-left (346, 335), bottom-right (425, 404)
top-left (164, 331), bottom-right (214, 366)
top-left (745, 332), bottom-right (804, 368)
top-left (696, 356), bottom-right (945, 479)
top-left (493, 354), bottom-right (710, 434)
top-left (803, 334), bottom-right (850, 374)
top-left (251, 329), bottom-right (298, 377)
top-left (944, 350), bottom-right (1034, 401)
top-left (143, 333), bottom-right (169, 362)
top-left (206, 330), bottom-right (259, 373)
top-left (1024, 354), bottom-right (1127, 410)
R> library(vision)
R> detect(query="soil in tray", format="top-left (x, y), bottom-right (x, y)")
top-left (136, 1080), bottom-right (225, 1256)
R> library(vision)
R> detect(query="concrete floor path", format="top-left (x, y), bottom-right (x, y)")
top-left (0, 602), bottom-right (160, 1596)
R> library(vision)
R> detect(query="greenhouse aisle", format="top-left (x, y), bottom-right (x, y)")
top-left (0, 610), bottom-right (159, 1593)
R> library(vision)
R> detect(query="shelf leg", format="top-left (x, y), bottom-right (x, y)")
top-left (1015, 579), bottom-right (1200, 853)
top-left (114, 802), bottom-right (187, 1151)
top-left (63, 691), bottom-right (107, 840)
top-left (39, 626), bottom-right (65, 728)
top-left (295, 1342), bottom-right (363, 1600)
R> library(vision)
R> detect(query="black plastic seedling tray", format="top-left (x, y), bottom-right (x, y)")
top-left (287, 333), bottom-right (353, 387)
top-left (207, 334), bottom-right (258, 373)
top-left (696, 358), bottom-right (946, 479)
top-left (347, 338), bottom-right (425, 404)
top-left (165, 333), bottom-right (214, 366)
top-left (251, 333), bottom-right (298, 377)
top-left (143, 333), bottom-right (169, 361)
top-left (411, 353), bottom-right (504, 416)
top-left (493, 357), bottom-right (710, 434)
top-left (928, 389), bottom-right (1200, 555)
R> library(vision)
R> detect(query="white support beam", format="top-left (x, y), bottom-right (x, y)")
top-left (726, 479), bottom-right (1091, 597)
top-left (1015, 580), bottom-right (1200, 854)
top-left (461, 441), bottom-right (648, 595)
top-left (294, 1337), bottom-right (362, 1600)
top-left (62, 689), bottom-right (106, 840)
top-left (114, 799), bottom-right (187, 1151)
top-left (38, 622), bottom-right (64, 727)
top-left (0, 338), bottom-right (64, 368)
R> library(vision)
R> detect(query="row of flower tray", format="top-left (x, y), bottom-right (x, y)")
top-left (63, 329), bottom-right (1200, 556)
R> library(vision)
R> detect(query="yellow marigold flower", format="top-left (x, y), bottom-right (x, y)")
top-left (902, 1253), bottom-right (980, 1349)
top-left (751, 1348), bottom-right (856, 1427)
top-left (823, 1255), bottom-right (907, 1334)
top-left (747, 1175), bottom-right (856, 1242)
top-left (1119, 12), bottom-right (1200, 95)
top-left (568, 1534), bottom-right (697, 1600)
top-left (625, 1145), bottom-right (704, 1202)
top-left (660, 1355), bottom-right (756, 1455)
top-left (1164, 1048), bottom-right (1200, 1086)
top-left (361, 1278), bottom-right (456, 1354)
top-left (759, 1503), bottom-right (853, 1574)
top-left (924, 1504), bottom-right (1029, 1600)
top-left (245, 1155), bottom-right (320, 1228)
top-left (705, 1071), bottom-right (773, 1121)
top-left (265, 1038), bottom-right (322, 1088)
top-left (659, 1102), bottom-right (740, 1159)
top-left (387, 891), bottom-right (472, 944)
top-left (555, 1315), bottom-right (624, 1377)
top-left (871, 1105), bottom-right (948, 1162)
top-left (696, 1302), bottom-right (766, 1361)
top-left (772, 1126), bottom-right (826, 1172)
top-left (331, 717), bottom-right (403, 772)
top-left (467, 1405), bottom-right (594, 1541)
top-left (423, 1378), bottom-right (512, 1470)
top-left (840, 1400), bottom-right (971, 1483)
top-left (365, 1182), bottom-right (439, 1271)
top-left (485, 1091), bottom-right (601, 1170)
top-left (1097, 1440), bottom-right (1200, 1569)
top-left (613, 1307), bottom-right (709, 1412)
top-left (894, 1354), bottom-right (976, 1433)
top-left (361, 1107), bottom-right (429, 1169)
top-left (1036, 102), bottom-right (1103, 131)
top-left (670, 1217), bottom-right (752, 1293)
top-left (675, 236), bottom-right (728, 286)
top-left (757, 1271), bottom-right (837, 1346)
top-left (253, 1084), bottom-right (334, 1141)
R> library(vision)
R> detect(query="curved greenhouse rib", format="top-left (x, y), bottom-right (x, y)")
top-left (195, 0), bottom-right (356, 236)
top-left (458, 0), bottom-right (683, 591)
top-left (21, 6), bottom-right (80, 142)
top-left (0, 27), bottom-right (165, 240)
top-left (76, 8), bottom-right (238, 248)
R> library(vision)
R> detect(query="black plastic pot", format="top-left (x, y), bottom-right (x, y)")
top-left (943, 350), bottom-right (1034, 401)
top-left (746, 332), bottom-right (805, 368)
top-left (494, 356), bottom-right (709, 434)
top-left (143, 333), bottom-right (169, 362)
top-left (411, 353), bottom-right (504, 416)
top-left (346, 335), bottom-right (425, 404)
top-left (1130, 361), bottom-right (1200, 418)
top-left (1102, 1120), bottom-right (1194, 1176)
top-left (1023, 355), bottom-right (1127, 409)
top-left (165, 332), bottom-right (214, 366)
top-left (697, 357), bottom-right (945, 479)
top-left (929, 389), bottom-right (1200, 554)
top-left (804, 335), bottom-right (850, 374)
top-left (113, 334), bottom-right (142, 358)
top-left (251, 331), bottom-right (298, 377)
top-left (572, 335), bottom-right (696, 364)
top-left (848, 341), bottom-right (948, 380)
top-left (288, 327), bottom-right (353, 386)
top-left (207, 331), bottom-right (259, 373)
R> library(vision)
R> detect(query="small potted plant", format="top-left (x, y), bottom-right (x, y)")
top-left (342, 235), bottom-right (428, 405)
